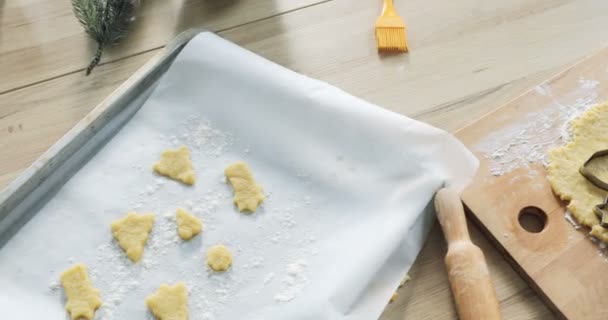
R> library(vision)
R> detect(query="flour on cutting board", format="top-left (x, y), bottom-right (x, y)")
top-left (475, 78), bottom-right (600, 176)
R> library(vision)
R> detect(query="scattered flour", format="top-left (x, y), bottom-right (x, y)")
top-left (59, 191), bottom-right (318, 319)
top-left (274, 259), bottom-right (308, 302)
top-left (269, 234), bottom-right (280, 243)
top-left (475, 78), bottom-right (600, 176)
top-left (474, 80), bottom-right (604, 249)
top-left (88, 241), bottom-right (146, 320)
top-left (263, 273), bottom-right (275, 285)
top-left (47, 116), bottom-right (322, 318)
top-left (190, 272), bottom-right (245, 319)
top-left (48, 280), bottom-right (60, 291)
top-left (167, 116), bottom-right (234, 157)
top-left (248, 256), bottom-right (264, 269)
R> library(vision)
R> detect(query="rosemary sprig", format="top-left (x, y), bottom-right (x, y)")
top-left (72, 0), bottom-right (137, 75)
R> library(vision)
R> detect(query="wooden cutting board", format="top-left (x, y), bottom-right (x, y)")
top-left (457, 47), bottom-right (608, 320)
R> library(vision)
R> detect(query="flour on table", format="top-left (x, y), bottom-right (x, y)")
top-left (475, 78), bottom-right (600, 176)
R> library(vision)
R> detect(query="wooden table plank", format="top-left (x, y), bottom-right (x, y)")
top-left (0, 0), bottom-right (328, 93)
top-left (222, 0), bottom-right (608, 129)
top-left (4, 0), bottom-right (608, 178)
top-left (3, 0), bottom-right (608, 318)
top-left (0, 50), bottom-right (158, 187)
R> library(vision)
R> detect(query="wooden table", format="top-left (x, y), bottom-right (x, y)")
top-left (3, 0), bottom-right (608, 318)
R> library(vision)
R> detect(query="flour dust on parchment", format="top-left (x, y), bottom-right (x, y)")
top-left (47, 116), bottom-right (320, 319)
top-left (475, 78), bottom-right (600, 176)
top-left (167, 115), bottom-right (235, 158)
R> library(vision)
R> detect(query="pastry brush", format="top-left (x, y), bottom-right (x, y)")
top-left (375, 0), bottom-right (408, 52)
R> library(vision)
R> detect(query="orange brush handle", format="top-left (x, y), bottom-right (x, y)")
top-left (381, 0), bottom-right (397, 17)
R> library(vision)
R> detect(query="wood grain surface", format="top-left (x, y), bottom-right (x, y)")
top-left (457, 47), bottom-right (608, 320)
top-left (3, 0), bottom-right (608, 318)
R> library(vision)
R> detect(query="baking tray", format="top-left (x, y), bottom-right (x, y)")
top-left (0, 29), bottom-right (476, 319)
top-left (0, 29), bottom-right (202, 244)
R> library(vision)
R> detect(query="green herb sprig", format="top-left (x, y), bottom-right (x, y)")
top-left (72, 0), bottom-right (137, 75)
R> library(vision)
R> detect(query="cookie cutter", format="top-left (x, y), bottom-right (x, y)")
top-left (594, 195), bottom-right (608, 228)
top-left (579, 149), bottom-right (608, 191)
top-left (580, 150), bottom-right (608, 227)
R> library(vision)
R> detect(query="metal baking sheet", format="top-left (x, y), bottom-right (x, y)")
top-left (0, 30), bottom-right (477, 319)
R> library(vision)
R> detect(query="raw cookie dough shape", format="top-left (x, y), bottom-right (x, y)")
top-left (225, 161), bottom-right (264, 212)
top-left (111, 212), bottom-right (155, 262)
top-left (389, 274), bottom-right (411, 303)
top-left (176, 208), bottom-right (202, 240)
top-left (146, 282), bottom-right (188, 320)
top-left (153, 146), bottom-right (196, 185)
top-left (60, 264), bottom-right (102, 320)
top-left (547, 101), bottom-right (608, 242)
top-left (207, 244), bottom-right (233, 271)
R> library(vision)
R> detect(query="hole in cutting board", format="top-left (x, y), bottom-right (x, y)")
top-left (518, 207), bottom-right (547, 233)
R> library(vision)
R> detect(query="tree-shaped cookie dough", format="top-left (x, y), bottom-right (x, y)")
top-left (60, 264), bottom-right (102, 320)
top-left (146, 283), bottom-right (188, 320)
top-left (207, 244), bottom-right (233, 272)
top-left (225, 161), bottom-right (264, 212)
top-left (153, 146), bottom-right (196, 185)
top-left (111, 212), bottom-right (155, 262)
top-left (176, 208), bottom-right (202, 240)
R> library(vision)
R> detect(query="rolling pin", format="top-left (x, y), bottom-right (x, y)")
top-left (434, 188), bottom-right (502, 320)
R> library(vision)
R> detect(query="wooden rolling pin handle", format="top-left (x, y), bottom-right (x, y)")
top-left (434, 187), bottom-right (502, 320)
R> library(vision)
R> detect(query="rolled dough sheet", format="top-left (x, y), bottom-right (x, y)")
top-left (547, 101), bottom-right (608, 242)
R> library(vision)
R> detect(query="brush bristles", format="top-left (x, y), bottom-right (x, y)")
top-left (375, 28), bottom-right (408, 52)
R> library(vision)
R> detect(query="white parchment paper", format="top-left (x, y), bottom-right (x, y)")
top-left (0, 32), bottom-right (477, 319)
